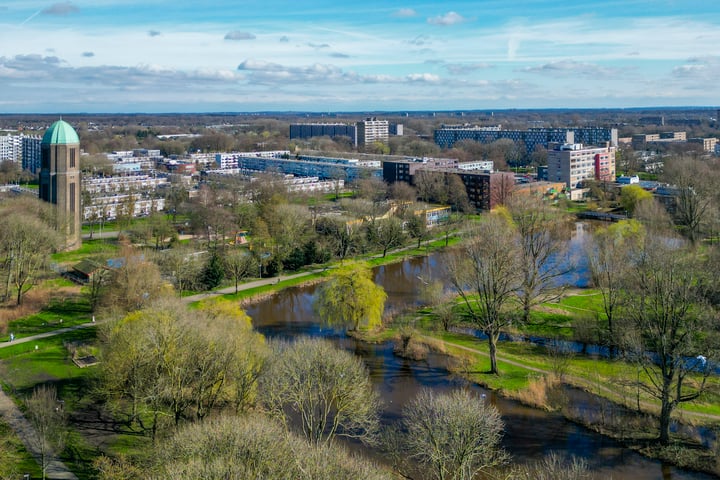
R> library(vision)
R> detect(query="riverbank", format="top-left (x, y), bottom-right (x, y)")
top-left (353, 323), bottom-right (720, 477)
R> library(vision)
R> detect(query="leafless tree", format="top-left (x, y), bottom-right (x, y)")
top-left (447, 215), bottom-right (521, 375)
top-left (622, 237), bottom-right (717, 444)
top-left (26, 385), bottom-right (67, 480)
top-left (507, 195), bottom-right (571, 324)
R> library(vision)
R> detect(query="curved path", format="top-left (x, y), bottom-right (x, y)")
top-left (423, 334), bottom-right (720, 423)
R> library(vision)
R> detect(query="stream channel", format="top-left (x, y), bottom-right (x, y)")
top-left (245, 230), bottom-right (716, 480)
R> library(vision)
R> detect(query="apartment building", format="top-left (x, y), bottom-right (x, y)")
top-left (546, 143), bottom-right (616, 189)
top-left (357, 118), bottom-right (389, 145)
top-left (434, 125), bottom-right (618, 152)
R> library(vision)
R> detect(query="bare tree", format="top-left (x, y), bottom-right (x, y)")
top-left (623, 237), bottom-right (717, 444)
top-left (25, 385), bottom-right (67, 480)
top-left (392, 389), bottom-right (506, 480)
top-left (260, 337), bottom-right (380, 446)
top-left (663, 156), bottom-right (717, 243)
top-left (447, 215), bottom-right (521, 375)
top-left (507, 196), bottom-right (571, 324)
top-left (367, 216), bottom-right (406, 257)
top-left (586, 220), bottom-right (644, 350)
top-left (0, 201), bottom-right (60, 305)
top-left (223, 249), bottom-right (256, 293)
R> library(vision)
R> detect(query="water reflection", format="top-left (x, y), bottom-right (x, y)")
top-left (245, 226), bottom-right (714, 480)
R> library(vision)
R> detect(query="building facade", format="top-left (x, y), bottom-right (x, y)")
top-left (22, 135), bottom-right (42, 173)
top-left (434, 125), bottom-right (618, 153)
top-left (39, 120), bottom-right (82, 250)
top-left (687, 137), bottom-right (718, 152)
top-left (546, 143), bottom-right (616, 189)
top-left (382, 158), bottom-right (513, 210)
top-left (357, 118), bottom-right (389, 145)
top-left (290, 123), bottom-right (359, 146)
top-left (0, 134), bottom-right (23, 163)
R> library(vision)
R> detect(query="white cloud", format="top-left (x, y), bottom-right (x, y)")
top-left (427, 12), bottom-right (467, 26)
top-left (224, 31), bottom-right (256, 41)
top-left (406, 73), bottom-right (440, 83)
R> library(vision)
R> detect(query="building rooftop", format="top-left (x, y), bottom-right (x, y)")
top-left (42, 119), bottom-right (79, 145)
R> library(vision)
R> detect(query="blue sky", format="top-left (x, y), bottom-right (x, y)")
top-left (1, 0), bottom-right (719, 112)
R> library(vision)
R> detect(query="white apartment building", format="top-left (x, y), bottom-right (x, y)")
top-left (458, 160), bottom-right (494, 172)
top-left (0, 134), bottom-right (23, 163)
top-left (547, 143), bottom-right (616, 189)
top-left (357, 118), bottom-right (389, 145)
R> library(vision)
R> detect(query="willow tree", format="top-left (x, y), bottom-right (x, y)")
top-left (315, 261), bottom-right (386, 331)
top-left (447, 214), bottom-right (521, 375)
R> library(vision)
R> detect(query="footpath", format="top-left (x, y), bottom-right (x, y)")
top-left (422, 334), bottom-right (720, 423)
top-left (0, 389), bottom-right (77, 479)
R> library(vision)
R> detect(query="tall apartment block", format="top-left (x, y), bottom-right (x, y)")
top-left (290, 123), bottom-right (358, 146)
top-left (546, 143), bottom-right (616, 189)
top-left (0, 134), bottom-right (43, 173)
top-left (357, 118), bottom-right (389, 145)
top-left (434, 125), bottom-right (618, 153)
top-left (22, 135), bottom-right (42, 173)
top-left (0, 134), bottom-right (23, 163)
top-left (39, 120), bottom-right (82, 250)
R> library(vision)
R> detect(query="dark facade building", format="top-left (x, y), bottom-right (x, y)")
top-left (39, 119), bottom-right (82, 250)
top-left (290, 123), bottom-right (358, 146)
top-left (382, 159), bottom-right (513, 210)
top-left (433, 125), bottom-right (618, 154)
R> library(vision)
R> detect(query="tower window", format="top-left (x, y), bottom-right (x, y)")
top-left (70, 148), bottom-right (76, 168)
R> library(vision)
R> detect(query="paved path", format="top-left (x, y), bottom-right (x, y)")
top-left (182, 268), bottom-right (326, 304)
top-left (423, 334), bottom-right (720, 423)
top-left (0, 389), bottom-right (78, 479)
top-left (0, 323), bottom-right (96, 349)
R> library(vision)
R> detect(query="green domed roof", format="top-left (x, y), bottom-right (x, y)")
top-left (42, 120), bottom-right (79, 145)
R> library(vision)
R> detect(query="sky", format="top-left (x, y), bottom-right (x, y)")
top-left (1, 0), bottom-right (720, 113)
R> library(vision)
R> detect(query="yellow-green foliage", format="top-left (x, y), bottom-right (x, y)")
top-left (315, 261), bottom-right (387, 330)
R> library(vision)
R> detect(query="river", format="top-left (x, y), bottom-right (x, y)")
top-left (246, 239), bottom-right (716, 479)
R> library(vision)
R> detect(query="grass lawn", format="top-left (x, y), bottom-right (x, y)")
top-left (51, 239), bottom-right (120, 264)
top-left (0, 421), bottom-right (42, 478)
top-left (4, 297), bottom-right (92, 342)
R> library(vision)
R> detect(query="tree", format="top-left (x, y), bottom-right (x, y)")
top-left (25, 385), bottom-right (67, 480)
top-left (447, 215), bottom-right (521, 375)
top-left (100, 245), bottom-right (169, 313)
top-left (406, 213), bottom-right (429, 248)
top-left (367, 216), bottom-right (406, 257)
top-left (392, 389), bottom-right (506, 480)
top-left (586, 220), bottom-right (645, 350)
top-left (507, 197), bottom-right (570, 324)
top-left (663, 156), bottom-right (717, 243)
top-left (223, 249), bottom-right (255, 293)
top-left (100, 300), bottom-right (267, 436)
top-left (315, 261), bottom-right (387, 331)
top-left (0, 202), bottom-right (61, 305)
top-left (260, 337), bottom-right (380, 446)
top-left (619, 184), bottom-right (652, 216)
top-left (155, 246), bottom-right (203, 297)
top-left (622, 237), bottom-right (717, 444)
top-left (154, 414), bottom-right (391, 480)
top-left (201, 251), bottom-right (224, 290)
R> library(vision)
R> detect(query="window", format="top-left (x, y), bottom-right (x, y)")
top-left (70, 182), bottom-right (76, 212)
top-left (70, 148), bottom-right (76, 168)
